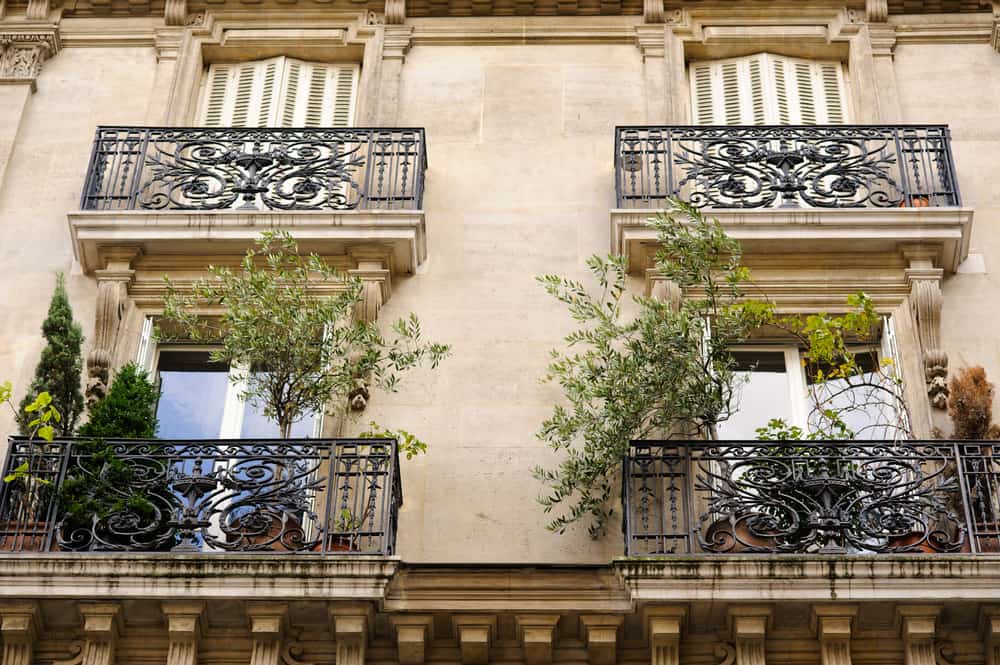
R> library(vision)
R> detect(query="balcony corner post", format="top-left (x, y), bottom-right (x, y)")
top-left (162, 602), bottom-right (204, 665)
top-left (904, 247), bottom-right (948, 409)
top-left (79, 602), bottom-right (122, 665)
top-left (86, 246), bottom-right (142, 406)
top-left (246, 603), bottom-right (287, 665)
top-left (0, 602), bottom-right (41, 665)
top-left (813, 606), bottom-right (857, 665)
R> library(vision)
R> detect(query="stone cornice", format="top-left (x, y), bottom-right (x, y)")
top-left (0, 555), bottom-right (399, 600)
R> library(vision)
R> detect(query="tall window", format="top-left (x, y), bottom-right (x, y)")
top-left (689, 53), bottom-right (848, 125)
top-left (197, 57), bottom-right (359, 128)
top-left (717, 319), bottom-right (906, 441)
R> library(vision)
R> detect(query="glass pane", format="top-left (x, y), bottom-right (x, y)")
top-left (240, 398), bottom-right (316, 438)
top-left (156, 350), bottom-right (230, 439)
top-left (806, 351), bottom-right (901, 439)
top-left (717, 351), bottom-right (794, 440)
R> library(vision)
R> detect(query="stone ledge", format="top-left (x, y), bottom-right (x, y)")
top-left (616, 554), bottom-right (1000, 603)
top-left (611, 207), bottom-right (975, 274)
top-left (0, 554), bottom-right (399, 600)
top-left (68, 209), bottom-right (427, 275)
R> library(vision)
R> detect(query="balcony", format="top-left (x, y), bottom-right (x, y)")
top-left (611, 125), bottom-right (973, 274)
top-left (0, 437), bottom-right (401, 554)
top-left (68, 126), bottom-right (429, 274)
top-left (623, 440), bottom-right (1000, 557)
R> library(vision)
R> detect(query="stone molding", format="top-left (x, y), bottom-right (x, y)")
top-left (0, 26), bottom-right (59, 92)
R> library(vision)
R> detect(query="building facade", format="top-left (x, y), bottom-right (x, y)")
top-left (0, 0), bottom-right (1000, 664)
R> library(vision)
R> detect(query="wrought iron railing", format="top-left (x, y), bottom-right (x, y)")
top-left (0, 437), bottom-right (401, 554)
top-left (80, 127), bottom-right (427, 211)
top-left (624, 440), bottom-right (1000, 556)
top-left (615, 125), bottom-right (961, 209)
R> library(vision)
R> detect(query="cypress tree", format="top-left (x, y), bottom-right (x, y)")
top-left (77, 363), bottom-right (159, 439)
top-left (19, 273), bottom-right (85, 436)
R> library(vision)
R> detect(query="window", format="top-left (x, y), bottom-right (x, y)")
top-left (197, 57), bottom-right (359, 128)
top-left (689, 53), bottom-right (848, 125)
top-left (717, 319), bottom-right (906, 441)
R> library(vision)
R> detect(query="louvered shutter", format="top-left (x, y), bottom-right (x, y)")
top-left (198, 58), bottom-right (282, 127)
top-left (278, 60), bottom-right (358, 128)
top-left (689, 53), bottom-right (848, 125)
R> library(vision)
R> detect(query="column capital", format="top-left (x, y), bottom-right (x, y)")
top-left (0, 27), bottom-right (59, 93)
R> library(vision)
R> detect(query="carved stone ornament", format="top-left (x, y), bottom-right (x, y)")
top-left (385, 0), bottom-right (405, 24)
top-left (866, 0), bottom-right (888, 22)
top-left (0, 30), bottom-right (59, 91)
top-left (85, 248), bottom-right (140, 405)
top-left (164, 0), bottom-right (187, 26)
top-left (905, 249), bottom-right (948, 409)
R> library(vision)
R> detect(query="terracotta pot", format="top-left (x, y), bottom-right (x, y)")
top-left (887, 530), bottom-right (971, 553)
top-left (898, 195), bottom-right (931, 207)
top-left (0, 521), bottom-right (58, 552)
top-left (704, 518), bottom-right (777, 553)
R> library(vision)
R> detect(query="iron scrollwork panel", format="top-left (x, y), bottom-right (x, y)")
top-left (81, 127), bottom-right (427, 212)
top-left (615, 125), bottom-right (961, 210)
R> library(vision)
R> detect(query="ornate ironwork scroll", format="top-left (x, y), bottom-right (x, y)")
top-left (623, 440), bottom-right (995, 556)
top-left (615, 125), bottom-right (960, 210)
top-left (0, 437), bottom-right (401, 554)
top-left (81, 127), bottom-right (426, 212)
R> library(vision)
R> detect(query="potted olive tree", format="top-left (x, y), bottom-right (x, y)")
top-left (161, 230), bottom-right (449, 551)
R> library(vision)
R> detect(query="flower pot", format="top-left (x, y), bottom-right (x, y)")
top-left (0, 521), bottom-right (58, 552)
top-left (887, 530), bottom-right (971, 553)
top-left (703, 517), bottom-right (777, 553)
top-left (898, 195), bottom-right (931, 207)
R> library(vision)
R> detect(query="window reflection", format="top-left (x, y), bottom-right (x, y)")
top-left (717, 350), bottom-right (794, 440)
top-left (156, 350), bottom-right (229, 439)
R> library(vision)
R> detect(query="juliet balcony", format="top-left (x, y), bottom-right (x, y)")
top-left (623, 440), bottom-right (1000, 557)
top-left (68, 126), bottom-right (429, 276)
top-left (611, 124), bottom-right (973, 275)
top-left (0, 437), bottom-right (401, 554)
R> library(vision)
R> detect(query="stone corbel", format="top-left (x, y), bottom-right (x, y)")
top-left (391, 615), bottom-right (433, 665)
top-left (247, 603), bottom-right (287, 665)
top-left (348, 248), bottom-right (393, 324)
top-left (453, 615), bottom-right (496, 665)
top-left (86, 247), bottom-right (141, 406)
top-left (642, 0), bottom-right (663, 24)
top-left (904, 246), bottom-right (948, 409)
top-left (162, 602), bottom-right (204, 665)
top-left (164, 0), bottom-right (187, 25)
top-left (645, 270), bottom-right (681, 310)
top-left (866, 0), bottom-right (888, 22)
top-left (0, 602), bottom-right (41, 665)
top-left (729, 608), bottom-right (770, 665)
top-left (898, 606), bottom-right (940, 665)
top-left (79, 603), bottom-right (122, 665)
top-left (645, 607), bottom-right (686, 665)
top-left (515, 615), bottom-right (560, 665)
top-left (331, 608), bottom-right (371, 665)
top-left (25, 0), bottom-right (49, 20)
top-left (385, 0), bottom-right (405, 24)
top-left (383, 24), bottom-right (413, 61)
top-left (0, 28), bottom-right (60, 93)
top-left (579, 615), bottom-right (623, 665)
top-left (980, 607), bottom-right (1000, 665)
top-left (812, 606), bottom-right (857, 665)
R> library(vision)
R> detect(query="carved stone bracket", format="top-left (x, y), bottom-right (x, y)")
top-left (79, 603), bottom-right (122, 665)
top-left (898, 606), bottom-right (940, 665)
top-left (729, 608), bottom-right (770, 665)
top-left (866, 0), bottom-right (888, 22)
top-left (646, 607), bottom-right (686, 665)
top-left (162, 602), bottom-right (204, 665)
top-left (383, 24), bottom-right (413, 61)
top-left (391, 615), bottom-right (433, 665)
top-left (515, 615), bottom-right (559, 665)
top-left (247, 603), bottom-right (287, 665)
top-left (25, 0), bottom-right (49, 20)
top-left (645, 270), bottom-right (681, 310)
top-left (385, 0), bottom-right (405, 24)
top-left (635, 24), bottom-right (665, 59)
top-left (642, 0), bottom-right (663, 24)
top-left (0, 28), bottom-right (59, 92)
top-left (331, 609), bottom-right (370, 665)
top-left (993, 2), bottom-right (1000, 53)
top-left (981, 607), bottom-right (1000, 665)
top-left (164, 0), bottom-right (187, 25)
top-left (0, 602), bottom-right (40, 665)
top-left (348, 248), bottom-right (393, 324)
top-left (453, 615), bottom-right (496, 665)
top-left (579, 615), bottom-right (623, 665)
top-left (904, 247), bottom-right (948, 409)
top-left (813, 606), bottom-right (857, 665)
top-left (86, 247), bottom-right (141, 406)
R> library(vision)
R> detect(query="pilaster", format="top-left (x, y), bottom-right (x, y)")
top-left (0, 602), bottom-right (40, 665)
top-left (579, 614), bottom-right (623, 665)
top-left (247, 603), bottom-right (287, 665)
top-left (79, 603), bottom-right (122, 665)
top-left (453, 615), bottom-right (496, 665)
top-left (898, 606), bottom-right (940, 665)
top-left (86, 247), bottom-right (141, 405)
top-left (904, 246), bottom-right (948, 409)
top-left (813, 606), bottom-right (857, 665)
top-left (375, 24), bottom-right (413, 125)
top-left (729, 608), bottom-right (770, 665)
top-left (635, 24), bottom-right (666, 123)
top-left (162, 602), bottom-right (204, 665)
top-left (391, 615), bottom-right (433, 665)
top-left (515, 615), bottom-right (559, 665)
